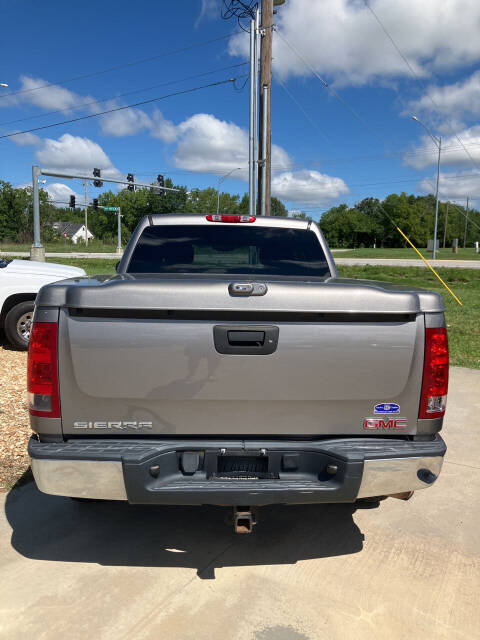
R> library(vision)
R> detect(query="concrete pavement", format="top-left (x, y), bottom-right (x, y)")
top-left (1, 367), bottom-right (479, 640)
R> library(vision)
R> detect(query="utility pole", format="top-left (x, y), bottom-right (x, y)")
top-left (84, 180), bottom-right (88, 246)
top-left (412, 117), bottom-right (441, 258)
top-left (30, 165), bottom-right (45, 262)
top-left (117, 207), bottom-right (122, 254)
top-left (248, 13), bottom-right (256, 218)
top-left (258, 0), bottom-right (273, 216)
top-left (442, 202), bottom-right (449, 249)
top-left (463, 196), bottom-right (469, 248)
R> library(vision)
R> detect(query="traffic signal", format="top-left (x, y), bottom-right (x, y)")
top-left (127, 173), bottom-right (135, 192)
top-left (93, 168), bottom-right (103, 188)
top-left (157, 174), bottom-right (165, 196)
top-left (92, 198), bottom-right (98, 210)
top-left (69, 195), bottom-right (76, 208)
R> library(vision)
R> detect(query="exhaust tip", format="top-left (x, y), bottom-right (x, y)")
top-left (417, 468), bottom-right (437, 484)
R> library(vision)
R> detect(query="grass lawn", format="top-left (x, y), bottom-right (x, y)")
top-left (45, 256), bottom-right (118, 275)
top-left (338, 265), bottom-right (480, 369)
top-left (335, 247), bottom-right (480, 260)
top-left (24, 258), bottom-right (480, 370)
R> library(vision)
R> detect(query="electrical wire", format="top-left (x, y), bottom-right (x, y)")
top-left (0, 62), bottom-right (249, 128)
top-left (273, 73), bottom-right (331, 143)
top-left (419, 178), bottom-right (480, 232)
top-left (274, 28), bottom-right (393, 151)
top-left (362, 0), bottom-right (480, 171)
top-left (221, 1), bottom-right (257, 32)
top-left (0, 77), bottom-right (244, 140)
top-left (232, 73), bottom-right (250, 92)
top-left (0, 33), bottom-right (237, 100)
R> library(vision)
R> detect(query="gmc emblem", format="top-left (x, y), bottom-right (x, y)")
top-left (363, 417), bottom-right (407, 430)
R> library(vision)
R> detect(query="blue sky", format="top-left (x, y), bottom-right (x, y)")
top-left (1, 0), bottom-right (480, 218)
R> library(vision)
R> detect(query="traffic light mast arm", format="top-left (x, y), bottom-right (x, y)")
top-left (39, 169), bottom-right (180, 192)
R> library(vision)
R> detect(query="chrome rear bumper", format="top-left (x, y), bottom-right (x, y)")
top-left (29, 435), bottom-right (446, 504)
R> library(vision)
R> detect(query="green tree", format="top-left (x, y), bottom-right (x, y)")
top-left (270, 197), bottom-right (288, 217)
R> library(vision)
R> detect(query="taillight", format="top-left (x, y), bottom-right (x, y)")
top-left (418, 327), bottom-right (449, 419)
top-left (27, 322), bottom-right (60, 418)
top-left (206, 214), bottom-right (256, 223)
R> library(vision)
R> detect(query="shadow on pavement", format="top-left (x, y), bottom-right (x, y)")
top-left (0, 328), bottom-right (20, 352)
top-left (6, 481), bottom-right (368, 579)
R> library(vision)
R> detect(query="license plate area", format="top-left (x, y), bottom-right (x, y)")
top-left (211, 454), bottom-right (278, 480)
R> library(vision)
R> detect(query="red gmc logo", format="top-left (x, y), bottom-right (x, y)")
top-left (363, 418), bottom-right (407, 430)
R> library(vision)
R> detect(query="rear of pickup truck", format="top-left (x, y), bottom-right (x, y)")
top-left (28, 214), bottom-right (447, 513)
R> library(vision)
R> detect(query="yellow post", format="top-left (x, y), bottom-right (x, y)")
top-left (396, 226), bottom-right (462, 306)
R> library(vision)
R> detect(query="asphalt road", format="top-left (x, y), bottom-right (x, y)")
top-left (1, 367), bottom-right (479, 640)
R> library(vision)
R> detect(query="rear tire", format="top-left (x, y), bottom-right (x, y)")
top-left (4, 301), bottom-right (35, 350)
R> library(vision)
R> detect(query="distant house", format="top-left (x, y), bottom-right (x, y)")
top-left (52, 221), bottom-right (94, 244)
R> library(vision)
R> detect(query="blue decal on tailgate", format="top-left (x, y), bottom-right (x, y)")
top-left (374, 403), bottom-right (400, 414)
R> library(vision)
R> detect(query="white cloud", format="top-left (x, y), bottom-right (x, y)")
top-left (404, 125), bottom-right (480, 169)
top-left (100, 105), bottom-right (177, 142)
top-left (271, 170), bottom-right (349, 206)
top-left (45, 183), bottom-right (83, 207)
top-left (149, 109), bottom-right (178, 143)
top-left (10, 131), bottom-right (41, 146)
top-left (99, 105), bottom-right (152, 137)
top-left (420, 169), bottom-right (480, 201)
top-left (16, 75), bottom-right (93, 112)
top-left (195, 0), bottom-right (219, 28)
top-left (409, 71), bottom-right (480, 120)
top-left (229, 0), bottom-right (480, 86)
top-left (35, 133), bottom-right (121, 179)
top-left (173, 113), bottom-right (291, 178)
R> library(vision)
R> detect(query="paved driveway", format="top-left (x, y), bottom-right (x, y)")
top-left (1, 367), bottom-right (479, 640)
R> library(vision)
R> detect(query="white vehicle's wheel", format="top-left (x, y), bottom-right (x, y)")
top-left (4, 301), bottom-right (35, 350)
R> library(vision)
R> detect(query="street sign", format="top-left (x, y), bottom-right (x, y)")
top-left (103, 206), bottom-right (118, 211)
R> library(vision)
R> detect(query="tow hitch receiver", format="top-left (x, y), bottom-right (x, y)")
top-left (233, 506), bottom-right (258, 533)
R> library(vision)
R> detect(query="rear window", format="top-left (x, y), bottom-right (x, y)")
top-left (127, 224), bottom-right (330, 278)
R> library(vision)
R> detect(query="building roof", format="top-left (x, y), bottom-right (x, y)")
top-left (52, 221), bottom-right (85, 237)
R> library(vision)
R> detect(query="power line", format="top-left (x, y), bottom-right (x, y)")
top-left (362, 0), bottom-right (480, 172)
top-left (268, 141), bottom-right (480, 173)
top-left (0, 32), bottom-right (237, 100)
top-left (273, 73), bottom-right (331, 143)
top-left (0, 77), bottom-right (243, 140)
top-left (420, 178), bottom-right (480, 232)
top-left (0, 62), bottom-right (249, 128)
top-left (274, 27), bottom-right (393, 151)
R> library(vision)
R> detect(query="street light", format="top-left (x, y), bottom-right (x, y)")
top-left (412, 115), bottom-right (442, 259)
top-left (0, 83), bottom-right (8, 88)
top-left (216, 167), bottom-right (242, 214)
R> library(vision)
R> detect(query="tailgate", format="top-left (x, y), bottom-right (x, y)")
top-left (58, 279), bottom-right (425, 437)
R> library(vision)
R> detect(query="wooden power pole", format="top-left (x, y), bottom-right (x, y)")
top-left (258, 0), bottom-right (273, 216)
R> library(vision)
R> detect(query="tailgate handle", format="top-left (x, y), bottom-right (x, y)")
top-left (214, 325), bottom-right (279, 355)
top-left (227, 330), bottom-right (265, 346)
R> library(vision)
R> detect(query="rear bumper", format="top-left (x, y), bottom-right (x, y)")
top-left (29, 435), bottom-right (446, 506)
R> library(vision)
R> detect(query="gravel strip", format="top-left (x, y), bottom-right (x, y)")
top-left (0, 335), bottom-right (30, 491)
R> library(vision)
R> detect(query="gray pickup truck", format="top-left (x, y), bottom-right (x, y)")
top-left (28, 214), bottom-right (448, 532)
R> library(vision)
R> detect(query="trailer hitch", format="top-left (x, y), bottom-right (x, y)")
top-left (233, 506), bottom-right (258, 533)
